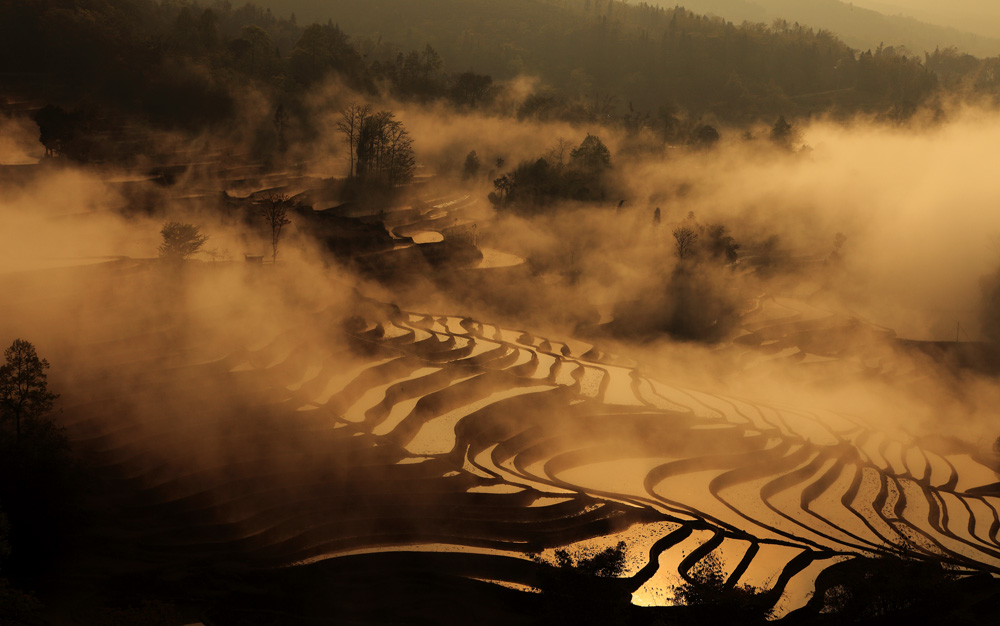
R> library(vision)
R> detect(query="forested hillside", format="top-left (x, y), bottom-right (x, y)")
top-left (643, 0), bottom-right (1000, 58)
top-left (5, 0), bottom-right (1000, 156)
top-left (253, 0), bottom-right (939, 120)
top-left (850, 0), bottom-right (1000, 43)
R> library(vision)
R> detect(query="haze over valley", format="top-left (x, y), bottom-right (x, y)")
top-left (5, 1), bottom-right (1000, 624)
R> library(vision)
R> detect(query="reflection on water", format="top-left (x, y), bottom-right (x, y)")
top-left (30, 255), bottom-right (1000, 619)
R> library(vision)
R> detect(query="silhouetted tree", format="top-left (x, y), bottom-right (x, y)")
top-left (259, 194), bottom-right (292, 262)
top-left (32, 105), bottom-right (75, 158)
top-left (820, 554), bottom-right (957, 621)
top-left (158, 222), bottom-right (208, 261)
top-left (338, 103), bottom-right (371, 179)
top-left (673, 226), bottom-right (699, 259)
top-left (658, 104), bottom-right (684, 144)
top-left (549, 541), bottom-right (627, 577)
top-left (570, 133), bottom-right (612, 172)
top-left (383, 44), bottom-right (445, 99)
top-left (490, 174), bottom-right (514, 207)
top-left (342, 107), bottom-right (415, 186)
top-left (234, 25), bottom-right (275, 77)
top-left (692, 124), bottom-right (720, 148)
top-left (545, 138), bottom-right (572, 166)
top-left (533, 541), bottom-right (631, 625)
top-left (0, 340), bottom-right (57, 446)
top-left (463, 150), bottom-right (481, 180)
top-left (770, 115), bottom-right (793, 146)
top-left (705, 224), bottom-right (740, 263)
top-left (197, 8), bottom-right (220, 51)
top-left (0, 338), bottom-right (73, 585)
top-left (381, 117), bottom-right (416, 186)
top-left (675, 552), bottom-right (770, 618)
top-left (290, 23), bottom-right (368, 89)
top-left (451, 72), bottom-right (494, 107)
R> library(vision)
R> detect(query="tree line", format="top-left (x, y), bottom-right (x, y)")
top-left (268, 0), bottom-right (949, 122)
top-left (16, 0), bottom-right (1000, 173)
top-left (487, 133), bottom-right (613, 213)
top-left (338, 104), bottom-right (415, 186)
top-left (1, 0), bottom-right (491, 163)
top-left (10, 0), bottom-right (1000, 165)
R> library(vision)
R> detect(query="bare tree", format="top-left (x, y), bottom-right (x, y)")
top-left (337, 103), bottom-right (371, 178)
top-left (259, 193), bottom-right (292, 262)
top-left (384, 118), bottom-right (415, 186)
top-left (545, 138), bottom-right (572, 167)
top-left (356, 110), bottom-right (391, 180)
top-left (673, 226), bottom-right (699, 259)
top-left (0, 339), bottom-right (57, 446)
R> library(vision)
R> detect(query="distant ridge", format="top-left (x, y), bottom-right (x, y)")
top-left (850, 0), bottom-right (1000, 43)
top-left (659, 0), bottom-right (1000, 57)
top-left (267, 0), bottom-right (1000, 58)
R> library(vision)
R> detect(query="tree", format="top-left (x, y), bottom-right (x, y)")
top-left (235, 25), bottom-right (275, 77)
top-left (770, 115), bottom-right (794, 146)
top-left (673, 226), bottom-right (699, 259)
top-left (338, 103), bottom-right (371, 179)
top-left (341, 107), bottom-right (416, 187)
top-left (378, 44), bottom-right (445, 99)
top-left (259, 194), bottom-right (292, 262)
top-left (705, 224), bottom-right (740, 263)
top-left (559, 541), bottom-right (627, 577)
top-left (32, 105), bottom-right (75, 158)
top-left (462, 150), bottom-right (481, 180)
top-left (569, 133), bottom-right (611, 172)
top-left (382, 117), bottom-right (416, 186)
top-left (674, 551), bottom-right (770, 618)
top-left (820, 554), bottom-right (958, 621)
top-left (545, 138), bottom-right (572, 166)
top-left (290, 23), bottom-right (367, 89)
top-left (158, 222), bottom-right (208, 261)
top-left (451, 72), bottom-right (494, 107)
top-left (0, 340), bottom-right (57, 446)
top-left (692, 124), bottom-right (720, 148)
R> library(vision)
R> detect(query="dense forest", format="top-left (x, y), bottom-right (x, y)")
top-left (6, 0), bottom-right (1000, 164)
top-left (276, 0), bottom-right (1000, 56)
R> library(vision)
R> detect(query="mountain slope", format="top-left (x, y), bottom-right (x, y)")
top-left (656, 0), bottom-right (1000, 57)
top-left (247, 0), bottom-right (938, 122)
top-left (850, 0), bottom-right (1000, 42)
top-left (263, 0), bottom-right (1000, 59)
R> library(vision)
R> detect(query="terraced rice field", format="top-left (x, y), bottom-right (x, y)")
top-left (50, 273), bottom-right (1000, 618)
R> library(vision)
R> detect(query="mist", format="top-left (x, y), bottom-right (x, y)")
top-left (7, 3), bottom-right (1000, 619)
top-left (7, 78), bottom-right (1000, 450)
